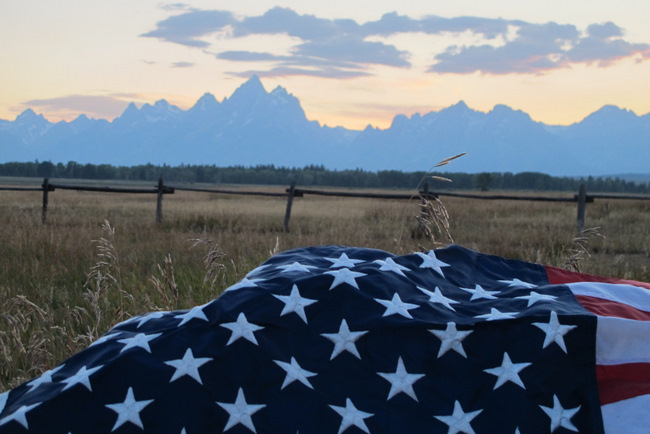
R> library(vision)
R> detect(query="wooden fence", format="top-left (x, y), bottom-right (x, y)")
top-left (2, 177), bottom-right (650, 234)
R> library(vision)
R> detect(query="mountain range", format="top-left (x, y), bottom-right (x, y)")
top-left (1, 75), bottom-right (649, 177)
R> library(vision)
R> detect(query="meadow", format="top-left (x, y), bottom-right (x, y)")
top-left (1, 182), bottom-right (650, 391)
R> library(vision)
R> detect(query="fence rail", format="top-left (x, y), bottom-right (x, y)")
top-left (0, 187), bottom-right (43, 191)
top-left (3, 177), bottom-right (650, 234)
top-left (289, 187), bottom-right (588, 202)
top-left (173, 186), bottom-right (288, 197)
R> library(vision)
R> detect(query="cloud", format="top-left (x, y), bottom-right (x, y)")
top-left (160, 3), bottom-right (192, 12)
top-left (227, 67), bottom-right (371, 79)
top-left (587, 22), bottom-right (623, 39)
top-left (229, 8), bottom-right (409, 67)
top-left (143, 7), bottom-right (650, 77)
top-left (171, 61), bottom-right (194, 68)
top-left (233, 7), bottom-right (360, 40)
top-left (428, 21), bottom-right (650, 74)
top-left (431, 43), bottom-right (562, 74)
top-left (294, 37), bottom-right (410, 68)
top-left (420, 15), bottom-right (516, 39)
top-left (141, 9), bottom-right (234, 48)
top-left (568, 37), bottom-right (650, 66)
top-left (24, 95), bottom-right (130, 114)
top-left (217, 51), bottom-right (285, 62)
top-left (217, 50), bottom-right (360, 69)
top-left (565, 22), bottom-right (650, 66)
top-left (22, 94), bottom-right (133, 119)
top-left (361, 12), bottom-right (421, 36)
top-left (218, 50), bottom-right (372, 79)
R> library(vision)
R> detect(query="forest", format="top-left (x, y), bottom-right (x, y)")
top-left (0, 160), bottom-right (648, 193)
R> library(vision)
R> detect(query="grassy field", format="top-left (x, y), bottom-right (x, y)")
top-left (1, 183), bottom-right (650, 391)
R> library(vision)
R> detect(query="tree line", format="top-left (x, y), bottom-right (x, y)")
top-left (0, 160), bottom-right (648, 193)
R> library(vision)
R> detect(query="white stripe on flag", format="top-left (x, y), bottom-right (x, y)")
top-left (596, 316), bottom-right (650, 365)
top-left (568, 281), bottom-right (650, 433)
top-left (602, 394), bottom-right (650, 434)
top-left (568, 282), bottom-right (650, 313)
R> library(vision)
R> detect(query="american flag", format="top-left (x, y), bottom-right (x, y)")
top-left (1, 244), bottom-right (648, 433)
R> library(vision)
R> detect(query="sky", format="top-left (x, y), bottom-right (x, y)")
top-left (2, 0), bottom-right (650, 130)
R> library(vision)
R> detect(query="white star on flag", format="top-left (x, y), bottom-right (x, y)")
top-left (164, 348), bottom-right (212, 385)
top-left (499, 278), bottom-right (537, 289)
top-left (25, 364), bottom-right (64, 392)
top-left (273, 284), bottom-right (317, 323)
top-left (533, 311), bottom-right (577, 353)
top-left (374, 293), bottom-right (419, 319)
top-left (0, 403), bottom-right (39, 429)
top-left (118, 332), bottom-right (162, 354)
top-left (324, 253), bottom-right (364, 268)
top-left (415, 251), bottom-right (450, 276)
top-left (329, 398), bottom-right (373, 434)
top-left (430, 322), bottom-right (473, 358)
top-left (321, 319), bottom-right (368, 360)
top-left (378, 357), bottom-right (425, 401)
top-left (225, 277), bottom-right (264, 292)
top-left (325, 268), bottom-right (366, 290)
top-left (244, 264), bottom-right (271, 278)
top-left (61, 365), bottom-right (103, 391)
top-left (539, 395), bottom-right (580, 432)
top-left (417, 285), bottom-right (459, 311)
top-left (217, 388), bottom-right (266, 433)
top-left (89, 331), bottom-right (122, 347)
top-left (460, 284), bottom-right (499, 301)
top-left (374, 258), bottom-right (410, 276)
top-left (516, 291), bottom-right (558, 307)
top-left (484, 353), bottom-right (531, 390)
top-left (274, 357), bottom-right (317, 390)
top-left (136, 311), bottom-right (166, 328)
top-left (105, 387), bottom-right (154, 431)
top-left (434, 400), bottom-right (483, 434)
top-left (277, 262), bottom-right (316, 273)
top-left (221, 312), bottom-right (264, 346)
top-left (175, 304), bottom-right (209, 326)
top-left (475, 307), bottom-right (518, 321)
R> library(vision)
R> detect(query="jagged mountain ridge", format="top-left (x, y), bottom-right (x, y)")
top-left (1, 75), bottom-right (649, 176)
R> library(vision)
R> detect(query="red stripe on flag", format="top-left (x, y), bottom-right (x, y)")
top-left (574, 294), bottom-right (650, 321)
top-left (546, 265), bottom-right (650, 412)
top-left (545, 266), bottom-right (650, 290)
top-left (597, 363), bottom-right (650, 405)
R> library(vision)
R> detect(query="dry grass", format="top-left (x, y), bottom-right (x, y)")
top-left (415, 195), bottom-right (453, 249)
top-left (1, 184), bottom-right (650, 390)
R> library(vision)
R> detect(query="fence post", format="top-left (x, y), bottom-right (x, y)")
top-left (156, 177), bottom-right (164, 224)
top-left (284, 181), bottom-right (296, 233)
top-left (41, 178), bottom-right (50, 224)
top-left (576, 183), bottom-right (587, 236)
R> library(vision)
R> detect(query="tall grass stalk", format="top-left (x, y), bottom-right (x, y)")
top-left (563, 227), bottom-right (605, 272)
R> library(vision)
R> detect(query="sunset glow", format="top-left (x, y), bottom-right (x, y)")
top-left (2, 0), bottom-right (649, 130)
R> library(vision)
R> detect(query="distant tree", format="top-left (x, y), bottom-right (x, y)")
top-left (476, 172), bottom-right (493, 191)
top-left (37, 161), bottom-right (55, 178)
top-left (0, 161), bottom-right (648, 193)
